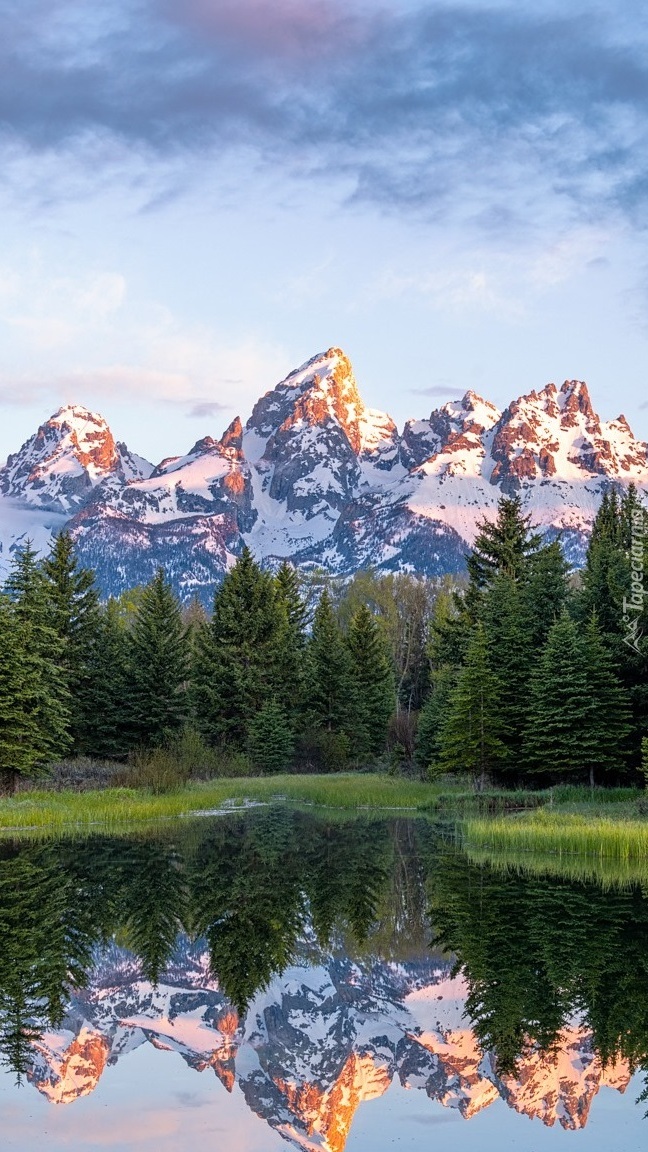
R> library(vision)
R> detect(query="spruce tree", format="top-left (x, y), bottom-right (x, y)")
top-left (128, 569), bottom-right (189, 747)
top-left (415, 665), bottom-right (456, 777)
top-left (524, 614), bottom-right (598, 780)
top-left (3, 544), bottom-right (71, 776)
top-left (581, 615), bottom-right (632, 784)
top-left (0, 600), bottom-right (43, 788)
top-left (439, 623), bottom-right (508, 789)
top-left (274, 562), bottom-right (309, 725)
top-left (346, 604), bottom-right (394, 761)
top-left (467, 495), bottom-right (543, 596)
top-left (248, 698), bottom-right (295, 774)
top-left (192, 548), bottom-right (287, 748)
top-left (480, 574), bottom-right (532, 774)
top-left (521, 539), bottom-right (572, 651)
top-left (306, 589), bottom-right (356, 738)
top-left (42, 532), bottom-right (102, 753)
top-left (80, 600), bottom-right (132, 758)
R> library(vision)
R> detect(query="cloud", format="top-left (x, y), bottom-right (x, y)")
top-left (0, 1), bottom-right (648, 230)
top-left (185, 399), bottom-right (230, 418)
top-left (410, 385), bottom-right (465, 398)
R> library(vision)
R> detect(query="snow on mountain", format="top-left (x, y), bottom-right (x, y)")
top-left (24, 940), bottom-right (631, 1150)
top-left (0, 405), bottom-right (152, 570)
top-left (0, 352), bottom-right (646, 596)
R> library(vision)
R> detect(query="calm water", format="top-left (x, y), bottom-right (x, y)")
top-left (0, 808), bottom-right (646, 1151)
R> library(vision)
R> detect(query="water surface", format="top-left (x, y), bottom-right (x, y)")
top-left (0, 808), bottom-right (646, 1150)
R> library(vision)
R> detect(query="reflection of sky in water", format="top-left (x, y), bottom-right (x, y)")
top-left (1, 1046), bottom-right (644, 1152)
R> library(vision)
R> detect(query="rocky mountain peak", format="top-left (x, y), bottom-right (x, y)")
top-left (0, 404), bottom-right (152, 515)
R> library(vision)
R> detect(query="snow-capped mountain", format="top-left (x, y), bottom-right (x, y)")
top-left (0, 350), bottom-right (646, 597)
top-left (25, 939), bottom-right (631, 1150)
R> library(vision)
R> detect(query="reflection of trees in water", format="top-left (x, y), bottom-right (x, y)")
top-left (3, 815), bottom-right (648, 1098)
top-left (428, 845), bottom-right (648, 1082)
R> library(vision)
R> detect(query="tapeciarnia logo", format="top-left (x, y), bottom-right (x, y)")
top-left (623, 509), bottom-right (646, 653)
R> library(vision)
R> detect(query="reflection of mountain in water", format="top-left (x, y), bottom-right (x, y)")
top-left (27, 937), bottom-right (631, 1151)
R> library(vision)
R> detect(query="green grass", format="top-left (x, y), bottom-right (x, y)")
top-left (0, 774), bottom-right (444, 834)
top-left (463, 840), bottom-right (648, 889)
top-left (463, 808), bottom-right (648, 864)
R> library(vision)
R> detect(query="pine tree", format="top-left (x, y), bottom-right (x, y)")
top-left (192, 548), bottom-right (287, 748)
top-left (128, 569), bottom-right (189, 747)
top-left (480, 575), bottom-right (532, 774)
top-left (467, 496), bottom-right (543, 597)
top-left (3, 544), bottom-right (71, 778)
top-left (346, 604), bottom-right (394, 761)
top-left (42, 532), bottom-right (102, 753)
top-left (525, 614), bottom-right (598, 780)
top-left (415, 665), bottom-right (456, 777)
top-left (80, 600), bottom-right (132, 758)
top-left (248, 698), bottom-right (295, 774)
top-left (306, 589), bottom-right (356, 737)
top-left (273, 562), bottom-right (308, 724)
top-left (439, 623), bottom-right (508, 789)
top-left (581, 615), bottom-right (632, 784)
top-left (0, 599), bottom-right (43, 789)
top-left (520, 539), bottom-right (572, 651)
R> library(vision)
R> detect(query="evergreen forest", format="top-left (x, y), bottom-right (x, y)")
top-left (0, 485), bottom-right (646, 791)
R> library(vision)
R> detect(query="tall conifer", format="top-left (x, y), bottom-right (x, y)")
top-left (4, 544), bottom-right (71, 774)
top-left (306, 589), bottom-right (356, 737)
top-left (128, 569), bottom-right (189, 747)
top-left (43, 532), bottom-right (102, 752)
top-left (439, 623), bottom-right (507, 789)
top-left (346, 604), bottom-right (394, 761)
top-left (193, 548), bottom-right (287, 747)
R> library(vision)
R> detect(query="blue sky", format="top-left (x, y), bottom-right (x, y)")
top-left (1, 0), bottom-right (648, 465)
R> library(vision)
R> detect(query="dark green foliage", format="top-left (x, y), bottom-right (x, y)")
top-left (273, 562), bottom-right (308, 724)
top-left (128, 569), bottom-right (189, 747)
top-left (439, 623), bottom-right (508, 787)
top-left (248, 698), bottom-right (295, 774)
top-left (581, 614), bottom-right (632, 782)
top-left (0, 599), bottom-right (44, 785)
top-left (43, 532), bottom-right (102, 753)
top-left (346, 604), bottom-right (394, 761)
top-left (520, 539), bottom-right (571, 650)
top-left (3, 544), bottom-right (71, 779)
top-left (466, 495), bottom-right (542, 602)
top-left (79, 599), bottom-right (132, 759)
top-left (480, 575), bottom-right (532, 771)
top-left (524, 614), bottom-right (599, 780)
top-left (193, 548), bottom-right (287, 748)
top-left (306, 589), bottom-right (356, 737)
top-left (415, 665), bottom-right (456, 775)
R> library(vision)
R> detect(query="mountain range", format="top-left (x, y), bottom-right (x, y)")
top-left (1, 348), bottom-right (646, 599)
top-left (26, 938), bottom-right (631, 1150)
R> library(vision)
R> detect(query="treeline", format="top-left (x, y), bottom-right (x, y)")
top-left (0, 536), bottom-right (439, 787)
top-left (1, 484), bottom-right (645, 789)
top-left (417, 487), bottom-right (648, 786)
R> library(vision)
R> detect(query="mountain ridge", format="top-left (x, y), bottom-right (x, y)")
top-left (0, 348), bottom-right (646, 598)
top-left (24, 939), bottom-right (632, 1150)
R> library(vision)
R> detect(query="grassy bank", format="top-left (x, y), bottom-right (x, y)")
top-left (0, 773), bottom-right (444, 833)
top-left (463, 808), bottom-right (648, 866)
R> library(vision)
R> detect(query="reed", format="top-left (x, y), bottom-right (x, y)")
top-left (463, 809), bottom-right (648, 863)
top-left (0, 773), bottom-right (443, 834)
top-left (463, 840), bottom-right (648, 889)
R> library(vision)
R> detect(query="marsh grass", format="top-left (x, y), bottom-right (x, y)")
top-left (463, 840), bottom-right (648, 889)
top-left (0, 773), bottom-right (443, 835)
top-left (463, 809), bottom-right (648, 866)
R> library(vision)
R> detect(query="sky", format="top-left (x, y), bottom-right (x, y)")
top-left (1, 0), bottom-right (648, 466)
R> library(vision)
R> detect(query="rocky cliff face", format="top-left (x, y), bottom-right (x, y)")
top-left (0, 352), bottom-right (646, 596)
top-left (24, 940), bottom-right (631, 1150)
